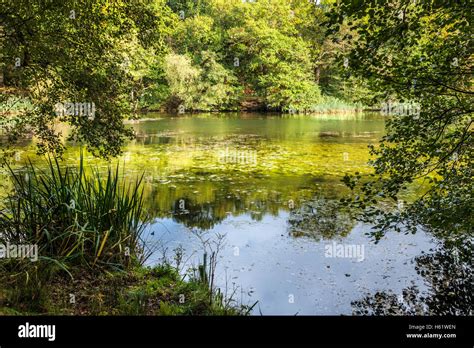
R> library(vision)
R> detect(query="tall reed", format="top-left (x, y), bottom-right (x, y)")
top-left (0, 153), bottom-right (151, 272)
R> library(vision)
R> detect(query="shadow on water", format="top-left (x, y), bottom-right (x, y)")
top-left (351, 237), bottom-right (473, 315)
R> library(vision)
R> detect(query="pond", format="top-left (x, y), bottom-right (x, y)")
top-left (5, 112), bottom-right (442, 315)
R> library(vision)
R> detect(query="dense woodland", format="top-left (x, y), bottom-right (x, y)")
top-left (0, 0), bottom-right (373, 155)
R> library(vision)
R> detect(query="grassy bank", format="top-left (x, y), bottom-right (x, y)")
top-left (0, 264), bottom-right (244, 315)
top-left (0, 155), bottom-right (248, 315)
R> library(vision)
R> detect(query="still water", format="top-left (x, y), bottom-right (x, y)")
top-left (125, 113), bottom-right (437, 315)
top-left (8, 113), bottom-right (440, 314)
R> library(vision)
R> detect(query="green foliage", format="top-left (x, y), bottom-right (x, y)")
top-left (331, 0), bottom-right (473, 240)
top-left (0, 153), bottom-right (156, 313)
top-left (1, 0), bottom-right (368, 155)
top-left (0, 153), bottom-right (150, 270)
top-left (309, 95), bottom-right (364, 113)
top-left (224, 0), bottom-right (321, 110)
top-left (0, 0), bottom-right (176, 157)
top-left (163, 51), bottom-right (241, 111)
top-left (0, 155), bottom-right (250, 315)
top-left (163, 53), bottom-right (201, 109)
top-left (166, 0), bottom-right (211, 18)
top-left (171, 15), bottom-right (221, 56)
top-left (1, 263), bottom-right (247, 315)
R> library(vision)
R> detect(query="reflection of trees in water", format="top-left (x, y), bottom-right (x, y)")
top-left (352, 240), bottom-right (473, 315)
top-left (171, 198), bottom-right (226, 230)
top-left (170, 196), bottom-right (269, 230)
top-left (151, 182), bottom-right (315, 230)
top-left (143, 177), bottom-right (352, 231)
top-left (287, 197), bottom-right (355, 240)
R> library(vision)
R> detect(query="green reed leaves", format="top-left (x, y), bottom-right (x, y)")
top-left (0, 153), bottom-right (151, 272)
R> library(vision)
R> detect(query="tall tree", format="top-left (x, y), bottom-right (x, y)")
top-left (331, 0), bottom-right (473, 241)
top-left (0, 0), bottom-right (174, 158)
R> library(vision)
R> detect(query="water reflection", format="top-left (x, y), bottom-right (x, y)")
top-left (351, 239), bottom-right (473, 315)
top-left (288, 197), bottom-right (355, 240)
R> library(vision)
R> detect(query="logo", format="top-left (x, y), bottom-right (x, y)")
top-left (18, 322), bottom-right (56, 341)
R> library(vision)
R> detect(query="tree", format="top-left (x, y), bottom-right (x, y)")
top-left (0, 0), bottom-right (174, 158)
top-left (223, 0), bottom-right (321, 111)
top-left (329, 0), bottom-right (473, 240)
top-left (163, 51), bottom-right (240, 111)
